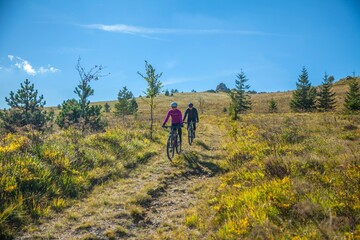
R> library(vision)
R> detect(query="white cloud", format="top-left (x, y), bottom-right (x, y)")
top-left (82, 23), bottom-right (270, 39)
top-left (6, 55), bottom-right (60, 75)
top-left (38, 65), bottom-right (60, 74)
top-left (14, 59), bottom-right (36, 75)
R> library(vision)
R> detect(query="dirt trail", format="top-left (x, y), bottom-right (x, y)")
top-left (17, 121), bottom-right (226, 239)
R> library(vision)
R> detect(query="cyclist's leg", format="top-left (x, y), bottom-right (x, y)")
top-left (178, 124), bottom-right (182, 143)
top-left (193, 121), bottom-right (196, 138)
top-left (170, 125), bottom-right (176, 142)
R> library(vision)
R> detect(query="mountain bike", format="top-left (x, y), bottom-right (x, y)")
top-left (186, 121), bottom-right (195, 145)
top-left (163, 125), bottom-right (182, 161)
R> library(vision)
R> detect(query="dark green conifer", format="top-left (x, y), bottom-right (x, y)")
top-left (317, 72), bottom-right (336, 111)
top-left (290, 67), bottom-right (316, 112)
top-left (228, 70), bottom-right (251, 120)
top-left (344, 79), bottom-right (360, 112)
top-left (1, 79), bottom-right (50, 132)
top-left (268, 98), bottom-right (278, 113)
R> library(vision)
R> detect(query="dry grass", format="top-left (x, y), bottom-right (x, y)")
top-left (97, 77), bottom-right (360, 125)
top-left (3, 77), bottom-right (359, 239)
top-left (185, 112), bottom-right (359, 239)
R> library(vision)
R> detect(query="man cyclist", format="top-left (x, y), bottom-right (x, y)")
top-left (183, 102), bottom-right (199, 138)
top-left (162, 102), bottom-right (184, 143)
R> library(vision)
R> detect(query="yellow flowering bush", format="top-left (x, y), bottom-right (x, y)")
top-left (0, 133), bottom-right (29, 154)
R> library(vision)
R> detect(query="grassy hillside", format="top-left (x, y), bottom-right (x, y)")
top-left (94, 77), bottom-right (360, 118)
top-left (182, 113), bottom-right (359, 239)
top-left (1, 77), bottom-right (359, 239)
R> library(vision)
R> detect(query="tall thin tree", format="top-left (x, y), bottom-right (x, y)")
top-left (317, 72), bottom-right (336, 111)
top-left (75, 58), bottom-right (105, 119)
top-left (344, 79), bottom-right (360, 112)
top-left (137, 60), bottom-right (163, 140)
top-left (56, 58), bottom-right (107, 131)
top-left (228, 70), bottom-right (251, 120)
top-left (290, 67), bottom-right (317, 112)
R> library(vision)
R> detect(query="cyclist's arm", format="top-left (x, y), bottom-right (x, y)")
top-left (180, 110), bottom-right (184, 124)
top-left (195, 108), bottom-right (199, 122)
top-left (183, 109), bottom-right (188, 122)
top-left (163, 110), bottom-right (171, 126)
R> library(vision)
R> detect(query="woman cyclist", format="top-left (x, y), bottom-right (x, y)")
top-left (162, 102), bottom-right (184, 143)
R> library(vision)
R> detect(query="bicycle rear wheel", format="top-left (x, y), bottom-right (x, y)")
top-left (166, 137), bottom-right (175, 160)
top-left (188, 126), bottom-right (194, 145)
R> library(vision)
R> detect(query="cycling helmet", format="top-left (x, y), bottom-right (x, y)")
top-left (170, 102), bottom-right (178, 108)
top-left (188, 102), bottom-right (193, 107)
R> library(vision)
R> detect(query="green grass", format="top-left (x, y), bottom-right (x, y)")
top-left (185, 113), bottom-right (359, 239)
top-left (1, 78), bottom-right (359, 238)
top-left (0, 125), bottom-right (156, 239)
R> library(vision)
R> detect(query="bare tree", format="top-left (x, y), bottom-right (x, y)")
top-left (137, 60), bottom-right (163, 140)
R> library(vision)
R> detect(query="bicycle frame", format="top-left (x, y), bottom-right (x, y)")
top-left (163, 125), bottom-right (182, 160)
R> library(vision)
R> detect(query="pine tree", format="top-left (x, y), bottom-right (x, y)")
top-left (268, 98), bottom-right (278, 113)
top-left (317, 72), bottom-right (336, 111)
top-left (129, 98), bottom-right (138, 114)
top-left (55, 99), bottom-right (82, 128)
top-left (137, 60), bottom-right (163, 140)
top-left (290, 67), bottom-right (317, 112)
top-left (74, 58), bottom-right (103, 118)
top-left (56, 58), bottom-right (106, 131)
top-left (228, 70), bottom-right (251, 120)
top-left (164, 89), bottom-right (170, 96)
top-left (1, 79), bottom-right (50, 132)
top-left (344, 79), bottom-right (360, 112)
top-left (104, 102), bottom-right (111, 112)
top-left (115, 86), bottom-right (137, 119)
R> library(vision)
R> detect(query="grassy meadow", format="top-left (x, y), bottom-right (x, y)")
top-left (0, 78), bottom-right (359, 239)
top-left (182, 113), bottom-right (359, 239)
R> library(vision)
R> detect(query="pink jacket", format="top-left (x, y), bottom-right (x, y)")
top-left (163, 109), bottom-right (183, 125)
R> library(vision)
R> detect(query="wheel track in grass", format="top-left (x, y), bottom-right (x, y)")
top-left (17, 119), bottom-right (226, 239)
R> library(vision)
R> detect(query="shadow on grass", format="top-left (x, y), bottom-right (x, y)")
top-left (194, 139), bottom-right (211, 150)
top-left (181, 151), bottom-right (224, 176)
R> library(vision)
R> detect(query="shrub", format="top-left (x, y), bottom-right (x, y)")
top-left (1, 79), bottom-right (51, 132)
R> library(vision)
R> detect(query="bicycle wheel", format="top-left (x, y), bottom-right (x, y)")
top-left (175, 134), bottom-right (182, 153)
top-left (166, 136), bottom-right (175, 160)
top-left (188, 126), bottom-right (194, 145)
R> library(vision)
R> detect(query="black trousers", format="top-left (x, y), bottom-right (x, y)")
top-left (171, 124), bottom-right (182, 142)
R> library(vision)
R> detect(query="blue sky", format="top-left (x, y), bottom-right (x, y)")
top-left (0, 0), bottom-right (359, 108)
